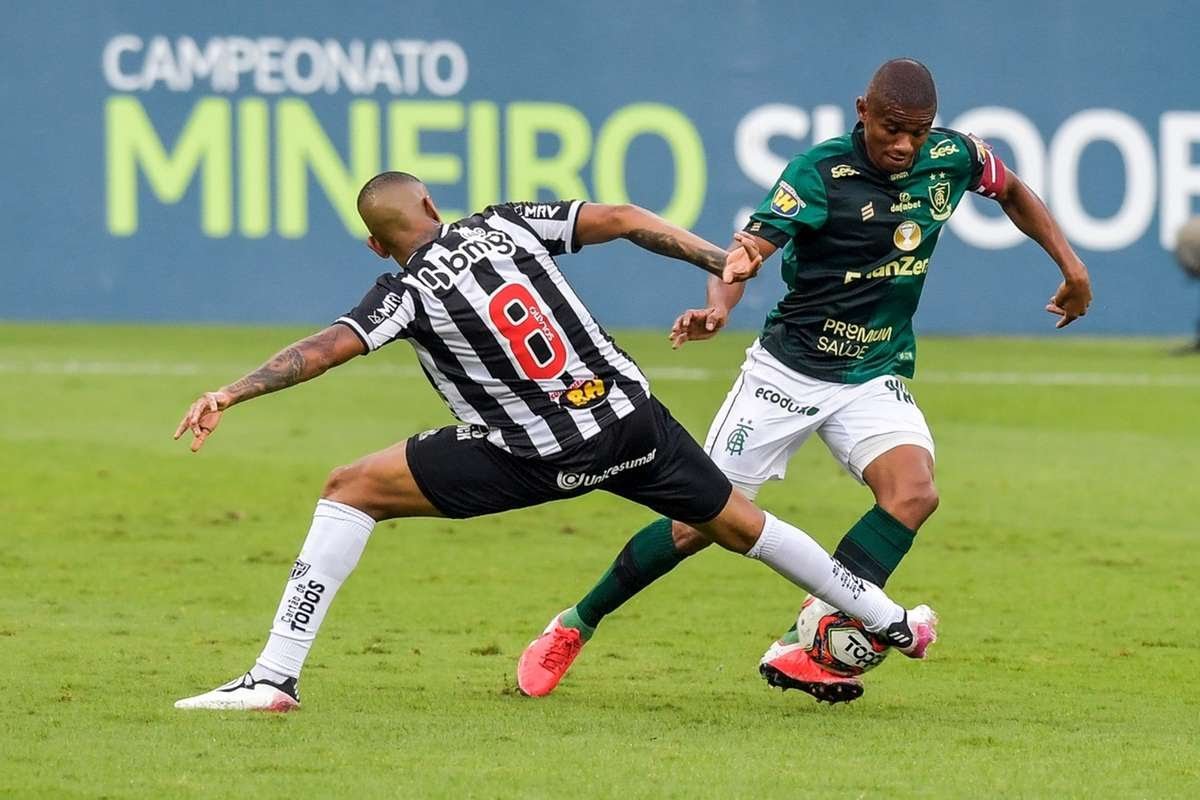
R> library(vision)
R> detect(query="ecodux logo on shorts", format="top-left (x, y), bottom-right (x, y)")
top-left (555, 449), bottom-right (657, 490)
top-left (754, 386), bottom-right (819, 416)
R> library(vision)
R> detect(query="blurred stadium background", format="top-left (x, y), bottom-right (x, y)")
top-left (4, 0), bottom-right (1200, 333)
top-left (3, 2), bottom-right (1199, 798)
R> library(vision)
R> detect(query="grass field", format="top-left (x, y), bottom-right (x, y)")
top-left (2, 323), bottom-right (1198, 798)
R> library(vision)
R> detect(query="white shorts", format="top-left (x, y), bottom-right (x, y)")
top-left (702, 340), bottom-right (934, 499)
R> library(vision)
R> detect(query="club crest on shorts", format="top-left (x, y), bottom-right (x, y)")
top-left (724, 418), bottom-right (754, 455)
top-left (770, 181), bottom-right (804, 217)
top-left (290, 559), bottom-right (311, 581)
top-left (893, 220), bottom-right (922, 252)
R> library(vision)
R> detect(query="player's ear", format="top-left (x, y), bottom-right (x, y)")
top-left (423, 194), bottom-right (442, 223)
top-left (366, 236), bottom-right (389, 258)
top-left (855, 95), bottom-right (868, 122)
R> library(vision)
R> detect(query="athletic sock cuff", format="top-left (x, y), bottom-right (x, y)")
top-left (634, 517), bottom-right (684, 566)
top-left (833, 505), bottom-right (916, 587)
top-left (746, 512), bottom-right (783, 561)
top-left (315, 498), bottom-right (376, 532)
top-left (864, 505), bottom-right (916, 548)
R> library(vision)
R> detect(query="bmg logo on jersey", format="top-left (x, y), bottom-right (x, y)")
top-left (415, 227), bottom-right (518, 292)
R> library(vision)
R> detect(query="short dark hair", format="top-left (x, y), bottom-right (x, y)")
top-left (357, 171), bottom-right (422, 207)
top-left (868, 59), bottom-right (937, 112)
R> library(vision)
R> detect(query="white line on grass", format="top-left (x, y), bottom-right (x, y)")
top-left (1, 360), bottom-right (1198, 387)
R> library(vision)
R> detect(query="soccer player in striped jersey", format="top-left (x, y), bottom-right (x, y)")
top-left (172, 171), bottom-right (938, 711)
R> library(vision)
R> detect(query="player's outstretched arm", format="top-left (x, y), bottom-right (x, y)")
top-left (574, 204), bottom-right (762, 283)
top-left (996, 171), bottom-right (1093, 328)
top-left (670, 233), bottom-right (779, 349)
top-left (173, 324), bottom-right (366, 452)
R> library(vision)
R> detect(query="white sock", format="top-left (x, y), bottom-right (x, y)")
top-left (745, 512), bottom-right (904, 633)
top-left (252, 499), bottom-right (375, 680)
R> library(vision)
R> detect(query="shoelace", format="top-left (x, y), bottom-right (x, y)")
top-left (539, 631), bottom-right (581, 670)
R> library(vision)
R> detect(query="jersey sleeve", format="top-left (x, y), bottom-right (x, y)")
top-left (959, 131), bottom-right (1009, 200)
top-left (499, 200), bottom-right (585, 255)
top-left (335, 276), bottom-right (419, 353)
top-left (744, 156), bottom-right (829, 247)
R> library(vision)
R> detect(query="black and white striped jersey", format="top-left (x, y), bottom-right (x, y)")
top-left (336, 200), bottom-right (650, 459)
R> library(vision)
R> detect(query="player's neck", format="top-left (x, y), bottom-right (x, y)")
top-left (393, 223), bottom-right (441, 265)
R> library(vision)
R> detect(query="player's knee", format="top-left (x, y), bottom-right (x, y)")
top-left (891, 480), bottom-right (939, 526)
top-left (322, 462), bottom-right (366, 502)
top-left (671, 520), bottom-right (711, 556)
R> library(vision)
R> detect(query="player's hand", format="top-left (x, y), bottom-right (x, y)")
top-left (722, 232), bottom-right (763, 283)
top-left (173, 390), bottom-right (232, 452)
top-left (669, 307), bottom-right (728, 349)
top-left (1046, 274), bottom-right (1092, 329)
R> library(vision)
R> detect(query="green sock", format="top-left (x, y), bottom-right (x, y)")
top-left (565, 517), bottom-right (686, 638)
top-left (559, 606), bottom-right (596, 640)
top-left (779, 626), bottom-right (802, 645)
top-left (832, 505), bottom-right (917, 588)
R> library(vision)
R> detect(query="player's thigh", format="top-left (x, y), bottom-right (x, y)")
top-left (606, 398), bottom-right (734, 526)
top-left (701, 343), bottom-right (832, 490)
top-left (323, 437), bottom-right (442, 520)
top-left (817, 375), bottom-right (935, 483)
top-left (374, 424), bottom-right (570, 520)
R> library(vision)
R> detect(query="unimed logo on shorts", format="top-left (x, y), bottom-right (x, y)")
top-left (555, 449), bottom-right (657, 491)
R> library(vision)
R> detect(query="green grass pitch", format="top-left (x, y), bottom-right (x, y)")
top-left (2, 323), bottom-right (1198, 798)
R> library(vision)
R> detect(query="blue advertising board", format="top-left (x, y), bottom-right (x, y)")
top-left (3, 1), bottom-right (1199, 333)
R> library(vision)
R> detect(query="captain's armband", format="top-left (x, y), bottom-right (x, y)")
top-left (968, 133), bottom-right (1008, 199)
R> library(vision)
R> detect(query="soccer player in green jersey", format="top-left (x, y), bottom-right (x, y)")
top-left (517, 58), bottom-right (1093, 702)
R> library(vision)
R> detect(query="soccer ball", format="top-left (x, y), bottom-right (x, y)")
top-left (795, 596), bottom-right (890, 676)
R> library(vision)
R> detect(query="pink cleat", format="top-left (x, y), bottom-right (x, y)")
top-left (759, 640), bottom-right (864, 704)
top-left (879, 605), bottom-right (939, 659)
top-left (516, 612), bottom-right (585, 697)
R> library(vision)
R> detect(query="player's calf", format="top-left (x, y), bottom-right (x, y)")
top-left (862, 444), bottom-right (939, 531)
top-left (670, 520), bottom-right (712, 556)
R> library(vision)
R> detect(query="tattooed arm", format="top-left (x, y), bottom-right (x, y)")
top-left (173, 324), bottom-right (365, 452)
top-left (623, 226), bottom-right (726, 277)
top-left (220, 325), bottom-right (364, 404)
top-left (574, 203), bottom-right (763, 283)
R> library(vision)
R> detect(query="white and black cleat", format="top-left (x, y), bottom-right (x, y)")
top-left (879, 605), bottom-right (939, 659)
top-left (174, 672), bottom-right (300, 712)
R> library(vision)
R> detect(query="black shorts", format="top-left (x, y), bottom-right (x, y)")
top-left (406, 397), bottom-right (733, 525)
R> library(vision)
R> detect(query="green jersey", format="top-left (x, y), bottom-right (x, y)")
top-left (746, 124), bottom-right (996, 383)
